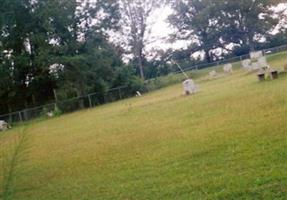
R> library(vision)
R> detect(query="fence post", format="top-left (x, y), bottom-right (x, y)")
top-left (88, 95), bottom-right (92, 108)
top-left (18, 111), bottom-right (23, 123)
top-left (23, 109), bottom-right (28, 121)
top-left (8, 106), bottom-right (12, 123)
top-left (53, 89), bottom-right (58, 102)
top-left (118, 88), bottom-right (122, 100)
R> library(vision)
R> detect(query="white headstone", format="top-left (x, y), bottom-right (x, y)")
top-left (182, 79), bottom-right (198, 95)
top-left (47, 112), bottom-right (54, 118)
top-left (209, 70), bottom-right (217, 78)
top-left (223, 64), bottom-right (233, 73)
top-left (242, 59), bottom-right (251, 69)
top-left (0, 120), bottom-right (9, 131)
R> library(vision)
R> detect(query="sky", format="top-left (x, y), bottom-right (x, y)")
top-left (147, 3), bottom-right (287, 50)
top-left (146, 6), bottom-right (189, 52)
top-left (111, 2), bottom-right (287, 61)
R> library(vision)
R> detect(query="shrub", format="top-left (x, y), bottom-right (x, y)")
top-left (41, 106), bottom-right (49, 117)
top-left (53, 105), bottom-right (62, 117)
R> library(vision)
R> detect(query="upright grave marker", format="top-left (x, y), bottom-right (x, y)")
top-left (183, 79), bottom-right (198, 95)
top-left (0, 120), bottom-right (10, 131)
top-left (223, 64), bottom-right (233, 74)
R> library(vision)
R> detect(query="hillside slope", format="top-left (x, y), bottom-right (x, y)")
top-left (0, 53), bottom-right (287, 200)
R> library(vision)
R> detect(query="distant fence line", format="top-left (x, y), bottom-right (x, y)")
top-left (173, 44), bottom-right (287, 74)
top-left (1, 44), bottom-right (287, 124)
top-left (0, 86), bottom-right (132, 124)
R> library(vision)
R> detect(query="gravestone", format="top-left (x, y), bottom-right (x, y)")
top-left (257, 72), bottom-right (265, 81)
top-left (242, 52), bottom-right (269, 71)
top-left (223, 64), bottom-right (233, 74)
top-left (182, 79), bottom-right (198, 95)
top-left (47, 112), bottom-right (54, 118)
top-left (242, 59), bottom-right (252, 70)
top-left (209, 70), bottom-right (217, 78)
top-left (0, 120), bottom-right (9, 131)
top-left (270, 70), bottom-right (278, 79)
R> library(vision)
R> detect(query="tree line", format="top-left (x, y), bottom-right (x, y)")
top-left (0, 0), bottom-right (286, 114)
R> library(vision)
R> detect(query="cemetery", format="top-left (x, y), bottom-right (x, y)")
top-left (0, 51), bottom-right (286, 200)
top-left (240, 51), bottom-right (281, 81)
top-left (1, 0), bottom-right (287, 199)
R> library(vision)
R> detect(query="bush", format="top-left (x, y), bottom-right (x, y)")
top-left (233, 45), bottom-right (250, 56)
top-left (128, 76), bottom-right (146, 93)
top-left (53, 105), bottom-right (62, 117)
top-left (41, 105), bottom-right (62, 118)
top-left (41, 106), bottom-right (49, 117)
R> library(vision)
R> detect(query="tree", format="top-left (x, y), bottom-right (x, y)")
top-left (168, 0), bottom-right (285, 63)
top-left (219, 0), bottom-right (285, 52)
top-left (52, 0), bottom-right (122, 98)
top-left (0, 0), bottom-right (57, 112)
top-left (0, 0), bottom-right (134, 114)
top-left (118, 0), bottom-right (165, 79)
top-left (168, 0), bottom-right (224, 63)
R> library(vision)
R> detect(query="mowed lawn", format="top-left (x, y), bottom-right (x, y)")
top-left (0, 53), bottom-right (287, 200)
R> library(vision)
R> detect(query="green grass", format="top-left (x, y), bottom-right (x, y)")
top-left (0, 52), bottom-right (287, 200)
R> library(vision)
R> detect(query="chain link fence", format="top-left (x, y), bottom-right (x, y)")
top-left (0, 86), bottom-right (134, 124)
top-left (178, 44), bottom-right (287, 72)
top-left (1, 44), bottom-right (287, 124)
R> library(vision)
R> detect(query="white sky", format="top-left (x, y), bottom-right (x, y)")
top-left (112, 3), bottom-right (287, 61)
top-left (146, 6), bottom-right (189, 51)
top-left (141, 6), bottom-right (192, 60)
top-left (147, 3), bottom-right (287, 51)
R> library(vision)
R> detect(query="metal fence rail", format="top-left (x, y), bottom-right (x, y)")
top-left (0, 86), bottom-right (132, 124)
top-left (1, 44), bottom-right (287, 124)
top-left (179, 44), bottom-right (287, 73)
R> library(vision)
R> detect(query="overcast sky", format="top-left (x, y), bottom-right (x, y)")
top-left (146, 6), bottom-right (189, 52)
top-left (112, 2), bottom-right (287, 61)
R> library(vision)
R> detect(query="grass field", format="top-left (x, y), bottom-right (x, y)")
top-left (0, 52), bottom-right (287, 200)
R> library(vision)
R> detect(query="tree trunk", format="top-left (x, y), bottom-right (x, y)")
top-left (138, 56), bottom-right (145, 80)
top-left (205, 49), bottom-right (212, 63)
top-left (248, 32), bottom-right (255, 52)
top-left (76, 83), bottom-right (85, 109)
top-left (8, 105), bottom-right (12, 124)
top-left (77, 90), bottom-right (85, 109)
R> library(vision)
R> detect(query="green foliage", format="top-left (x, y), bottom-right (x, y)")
top-left (0, 0), bottom-right (129, 114)
top-left (113, 65), bottom-right (146, 93)
top-left (40, 106), bottom-right (49, 117)
top-left (53, 105), bottom-right (62, 117)
top-left (169, 0), bottom-right (224, 62)
top-left (0, 54), bottom-right (286, 199)
top-left (233, 45), bottom-right (251, 56)
top-left (169, 0), bottom-right (285, 61)
top-left (0, 0), bottom-right (286, 115)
